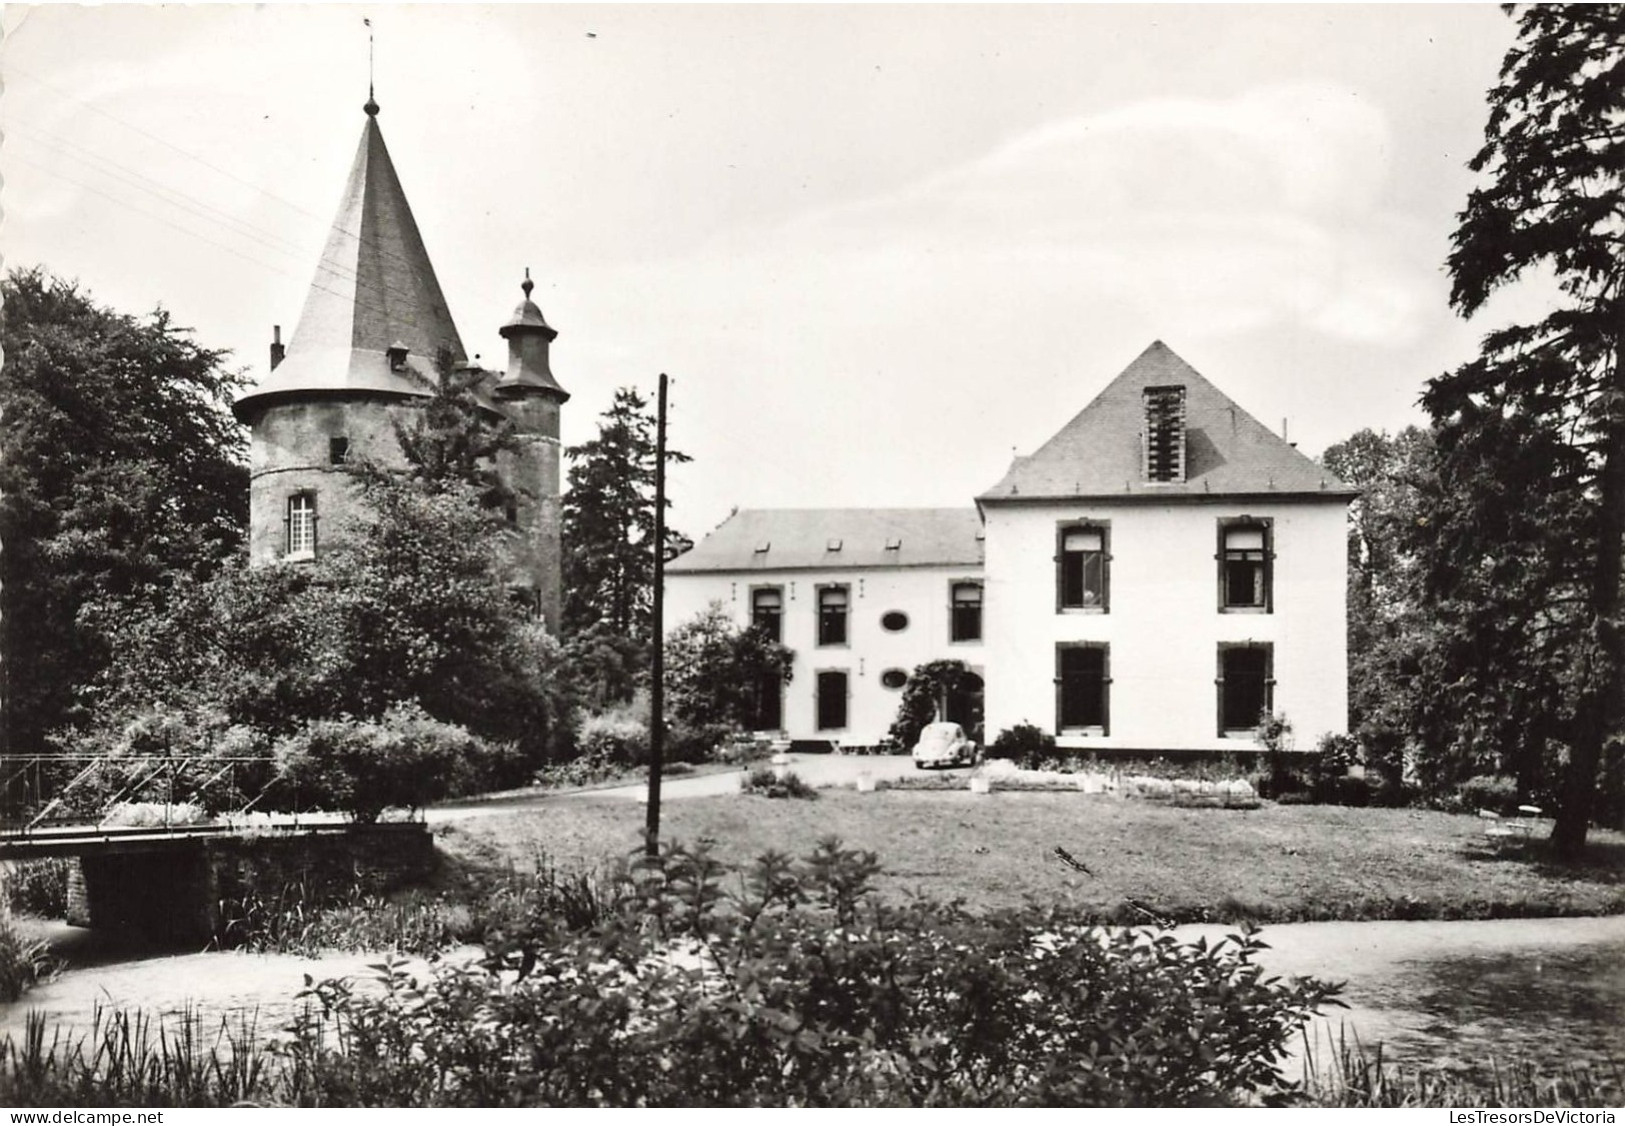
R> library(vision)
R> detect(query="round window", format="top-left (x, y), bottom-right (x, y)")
top-left (881, 611), bottom-right (909, 632)
top-left (880, 669), bottom-right (908, 690)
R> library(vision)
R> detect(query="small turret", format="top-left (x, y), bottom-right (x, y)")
top-left (491, 269), bottom-right (568, 633)
top-left (494, 269), bottom-right (570, 403)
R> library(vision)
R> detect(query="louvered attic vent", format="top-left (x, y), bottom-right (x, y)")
top-left (1143, 385), bottom-right (1187, 483)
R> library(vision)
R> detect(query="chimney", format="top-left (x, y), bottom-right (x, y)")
top-left (269, 325), bottom-right (285, 371)
top-left (1142, 385), bottom-right (1187, 483)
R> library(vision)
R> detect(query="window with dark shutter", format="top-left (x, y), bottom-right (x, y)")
top-left (950, 581), bottom-right (983, 641)
top-left (817, 586), bottom-right (849, 646)
top-left (1218, 644), bottom-right (1274, 733)
top-left (816, 670), bottom-right (848, 730)
top-left (1056, 644), bottom-right (1109, 733)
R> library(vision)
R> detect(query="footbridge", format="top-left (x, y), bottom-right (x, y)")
top-left (1, 757), bottom-right (433, 945)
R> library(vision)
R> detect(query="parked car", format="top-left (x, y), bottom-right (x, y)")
top-left (911, 721), bottom-right (979, 769)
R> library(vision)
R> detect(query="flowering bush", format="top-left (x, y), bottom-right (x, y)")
top-left (275, 838), bottom-right (1342, 1106)
top-left (741, 766), bottom-right (817, 800)
top-left (987, 723), bottom-right (1056, 769)
top-left (273, 702), bottom-right (495, 822)
top-left (576, 709), bottom-right (651, 767)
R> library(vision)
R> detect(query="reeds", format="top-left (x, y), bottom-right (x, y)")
top-left (1300, 1024), bottom-right (1625, 1107)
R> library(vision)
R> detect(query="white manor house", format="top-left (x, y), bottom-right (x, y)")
top-left (666, 341), bottom-right (1356, 755)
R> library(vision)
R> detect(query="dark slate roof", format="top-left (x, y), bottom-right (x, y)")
top-left (667, 508), bottom-right (985, 573)
top-left (235, 105), bottom-right (465, 418)
top-left (977, 341), bottom-right (1356, 503)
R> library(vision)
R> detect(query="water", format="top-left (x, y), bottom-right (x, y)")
top-left (1177, 916), bottom-right (1625, 1078)
top-left (4, 917), bottom-right (1623, 1080)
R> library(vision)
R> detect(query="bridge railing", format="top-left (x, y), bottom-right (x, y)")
top-left (1, 754), bottom-right (280, 833)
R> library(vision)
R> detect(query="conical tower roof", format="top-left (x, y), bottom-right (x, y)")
top-left (235, 100), bottom-right (464, 418)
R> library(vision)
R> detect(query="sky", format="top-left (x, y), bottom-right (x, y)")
top-left (1, 4), bottom-right (1537, 540)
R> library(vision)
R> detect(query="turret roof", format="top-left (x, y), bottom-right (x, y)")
top-left (234, 101), bottom-right (464, 418)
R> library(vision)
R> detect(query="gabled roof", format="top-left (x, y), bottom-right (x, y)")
top-left (235, 102), bottom-right (465, 418)
top-left (667, 508), bottom-right (985, 573)
top-left (978, 341), bottom-right (1356, 503)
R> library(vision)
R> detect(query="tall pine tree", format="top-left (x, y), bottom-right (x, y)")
top-left (561, 387), bottom-right (688, 641)
top-left (1428, 5), bottom-right (1625, 855)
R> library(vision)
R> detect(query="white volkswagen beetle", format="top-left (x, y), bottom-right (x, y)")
top-left (911, 721), bottom-right (979, 769)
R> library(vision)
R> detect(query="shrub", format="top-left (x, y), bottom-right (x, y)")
top-left (260, 839), bottom-right (1340, 1107)
top-left (1457, 774), bottom-right (1520, 815)
top-left (577, 711), bottom-right (651, 768)
top-left (274, 702), bottom-right (493, 822)
top-left (666, 720), bottom-right (737, 764)
top-left (0, 917), bottom-right (57, 1003)
top-left (741, 766), bottom-right (817, 800)
top-left (987, 723), bottom-right (1056, 770)
top-left (3, 859), bottom-right (72, 917)
top-left (533, 752), bottom-right (626, 790)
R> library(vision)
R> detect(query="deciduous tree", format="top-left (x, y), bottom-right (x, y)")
top-left (0, 269), bottom-right (248, 755)
top-left (1320, 427), bottom-right (1436, 788)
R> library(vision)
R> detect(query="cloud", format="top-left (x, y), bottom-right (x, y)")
top-left (704, 82), bottom-right (1430, 347)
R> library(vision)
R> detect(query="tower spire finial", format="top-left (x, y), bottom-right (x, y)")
top-left (363, 18), bottom-right (379, 116)
top-left (522, 267), bottom-right (534, 299)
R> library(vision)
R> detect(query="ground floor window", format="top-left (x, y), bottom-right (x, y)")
top-left (1056, 644), bottom-right (1109, 734)
top-left (753, 672), bottom-right (783, 731)
top-left (1218, 644), bottom-right (1274, 733)
top-left (816, 670), bottom-right (848, 731)
top-left (943, 670), bottom-right (985, 743)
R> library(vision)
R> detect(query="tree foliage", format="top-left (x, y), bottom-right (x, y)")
top-left (0, 268), bottom-right (248, 755)
top-left (1319, 427), bottom-right (1436, 787)
top-left (889, 660), bottom-right (979, 750)
top-left (390, 344), bottom-right (517, 508)
top-left (85, 474), bottom-right (568, 794)
top-left (561, 387), bottom-right (689, 641)
top-left (664, 602), bottom-right (793, 740)
top-left (1429, 4), bottom-right (1625, 854)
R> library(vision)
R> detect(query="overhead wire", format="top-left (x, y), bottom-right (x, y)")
top-left (6, 63), bottom-right (479, 323)
top-left (11, 150), bottom-right (453, 353)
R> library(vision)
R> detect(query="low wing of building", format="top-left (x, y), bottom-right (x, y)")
top-left (666, 508), bottom-right (988, 746)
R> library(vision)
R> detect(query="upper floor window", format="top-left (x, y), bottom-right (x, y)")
top-left (286, 493), bottom-right (317, 560)
top-left (950, 581), bottom-right (983, 642)
top-left (751, 587), bottom-right (783, 643)
top-left (329, 436), bottom-right (350, 465)
top-left (1219, 519), bottom-right (1273, 611)
top-left (1058, 524), bottom-right (1108, 611)
top-left (817, 585), bottom-right (849, 646)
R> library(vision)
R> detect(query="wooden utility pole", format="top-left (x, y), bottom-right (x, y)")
top-left (645, 373), bottom-right (669, 857)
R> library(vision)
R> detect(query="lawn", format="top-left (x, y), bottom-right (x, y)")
top-left (435, 790), bottom-right (1625, 923)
